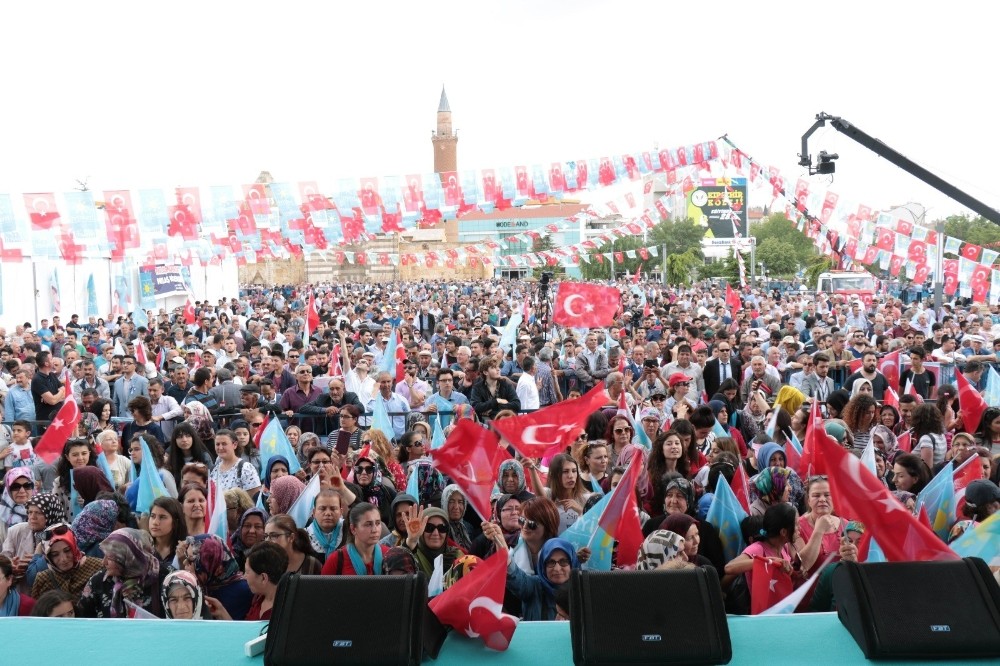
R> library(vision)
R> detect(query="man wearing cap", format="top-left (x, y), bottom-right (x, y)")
top-left (662, 344), bottom-right (704, 396)
top-left (416, 349), bottom-right (435, 384)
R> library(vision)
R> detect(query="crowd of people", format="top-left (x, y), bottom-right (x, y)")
top-left (0, 276), bottom-right (998, 623)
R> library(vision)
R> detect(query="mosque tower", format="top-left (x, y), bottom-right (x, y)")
top-left (431, 86), bottom-right (458, 173)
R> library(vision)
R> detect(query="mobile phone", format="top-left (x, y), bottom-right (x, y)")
top-left (643, 359), bottom-right (659, 369)
top-left (335, 430), bottom-right (352, 456)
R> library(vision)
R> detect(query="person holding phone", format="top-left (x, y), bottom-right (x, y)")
top-left (326, 405), bottom-right (363, 453)
top-left (633, 360), bottom-right (667, 400)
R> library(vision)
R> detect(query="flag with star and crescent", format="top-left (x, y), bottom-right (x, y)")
top-left (552, 281), bottom-right (621, 328)
top-left (34, 399), bottom-right (81, 464)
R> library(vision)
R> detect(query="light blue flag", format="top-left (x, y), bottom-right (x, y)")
top-left (950, 511), bottom-right (1000, 565)
top-left (379, 328), bottom-right (398, 377)
top-left (560, 491), bottom-right (614, 571)
top-left (133, 307), bottom-right (148, 330)
top-left (207, 480), bottom-right (228, 543)
top-left (86, 274), bottom-right (99, 317)
top-left (406, 463), bottom-right (421, 499)
top-left (430, 395), bottom-right (454, 430)
top-left (129, 461), bottom-right (137, 484)
top-left (712, 419), bottom-right (728, 439)
top-left (706, 474), bottom-right (748, 563)
top-left (498, 312), bottom-right (523, 355)
top-left (69, 470), bottom-right (83, 518)
top-left (255, 490), bottom-right (265, 510)
top-left (257, 417), bottom-right (302, 475)
top-left (985, 366), bottom-right (1000, 407)
top-left (286, 474), bottom-right (321, 528)
top-left (136, 438), bottom-right (169, 513)
top-left (96, 452), bottom-right (115, 487)
top-left (372, 396), bottom-right (394, 438)
top-left (787, 430), bottom-right (803, 455)
top-left (866, 537), bottom-right (887, 563)
top-left (431, 413), bottom-right (446, 450)
top-left (138, 270), bottom-right (156, 310)
top-left (916, 462), bottom-right (955, 541)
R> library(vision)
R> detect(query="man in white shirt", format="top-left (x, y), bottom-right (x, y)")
top-left (516, 355), bottom-right (540, 411)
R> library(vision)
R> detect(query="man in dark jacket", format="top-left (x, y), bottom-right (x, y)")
top-left (298, 377), bottom-right (365, 436)
top-left (469, 357), bottom-right (520, 421)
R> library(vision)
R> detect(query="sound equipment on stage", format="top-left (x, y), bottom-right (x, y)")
top-left (265, 572), bottom-right (435, 666)
top-left (569, 567), bottom-right (732, 665)
top-left (833, 557), bottom-right (1000, 660)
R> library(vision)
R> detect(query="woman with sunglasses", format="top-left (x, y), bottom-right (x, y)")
top-left (30, 523), bottom-right (103, 603)
top-left (402, 506), bottom-right (463, 578)
top-left (352, 451), bottom-right (397, 528)
top-left (360, 429), bottom-right (407, 493)
top-left (1, 468), bottom-right (36, 536)
top-left (509, 496), bottom-right (561, 576)
top-left (605, 415), bottom-right (635, 462)
top-left (264, 514), bottom-right (323, 575)
top-left (665, 373), bottom-right (697, 419)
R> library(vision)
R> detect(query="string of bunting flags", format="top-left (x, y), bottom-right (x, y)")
top-left (0, 140), bottom-right (720, 267)
top-left (719, 137), bottom-right (1000, 303)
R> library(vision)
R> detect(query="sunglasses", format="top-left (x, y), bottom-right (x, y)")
top-left (355, 465), bottom-right (375, 475)
top-left (9, 482), bottom-right (35, 491)
top-left (423, 523), bottom-right (449, 535)
top-left (43, 523), bottom-right (71, 540)
top-left (613, 428), bottom-right (632, 435)
top-left (517, 517), bottom-right (538, 530)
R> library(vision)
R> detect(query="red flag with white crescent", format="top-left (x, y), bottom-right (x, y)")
top-left (34, 399), bottom-right (81, 464)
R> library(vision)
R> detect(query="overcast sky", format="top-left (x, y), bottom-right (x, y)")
top-left (1, 1), bottom-right (995, 224)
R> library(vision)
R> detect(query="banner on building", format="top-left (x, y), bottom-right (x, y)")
top-left (689, 178), bottom-right (747, 246)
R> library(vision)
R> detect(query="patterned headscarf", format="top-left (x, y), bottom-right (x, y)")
top-left (79, 412), bottom-right (102, 439)
top-left (100, 528), bottom-right (160, 618)
top-left (184, 401), bottom-right (216, 442)
top-left (72, 499), bottom-right (120, 553)
top-left (28, 492), bottom-right (69, 530)
top-left (0, 467), bottom-right (35, 527)
top-left (441, 484), bottom-right (472, 551)
top-left (754, 466), bottom-right (792, 504)
top-left (269, 475), bottom-right (305, 516)
top-left (185, 534), bottom-right (244, 591)
top-left (443, 555), bottom-right (481, 590)
top-left (44, 525), bottom-right (85, 568)
top-left (410, 459), bottom-right (445, 508)
top-left (381, 546), bottom-right (417, 575)
top-left (231, 507), bottom-right (269, 564)
top-left (636, 530), bottom-right (685, 570)
top-left (492, 459), bottom-right (526, 499)
top-left (161, 569), bottom-right (204, 620)
top-left (355, 452), bottom-right (385, 505)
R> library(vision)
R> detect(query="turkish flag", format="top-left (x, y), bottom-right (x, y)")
top-left (429, 549), bottom-right (518, 651)
top-left (889, 255), bottom-right (904, 277)
top-left (34, 399), bottom-right (81, 464)
top-left (876, 227), bottom-right (895, 251)
top-left (962, 243), bottom-right (982, 261)
top-left (730, 460), bottom-right (751, 513)
top-left (816, 432), bottom-right (958, 562)
top-left (552, 282), bottom-right (620, 328)
top-left (751, 558), bottom-right (793, 615)
top-left (797, 400), bottom-right (829, 478)
top-left (878, 350), bottom-right (901, 392)
top-left (306, 293), bottom-right (320, 335)
top-left (848, 358), bottom-right (863, 375)
top-left (913, 264), bottom-right (930, 284)
top-left (23, 193), bottom-right (61, 230)
top-left (183, 300), bottom-right (196, 325)
top-left (597, 448), bottom-right (646, 567)
top-left (896, 430), bottom-right (912, 453)
top-left (430, 420), bottom-right (506, 520)
top-left (491, 385), bottom-right (610, 459)
top-left (883, 386), bottom-right (899, 409)
top-left (955, 369), bottom-right (986, 434)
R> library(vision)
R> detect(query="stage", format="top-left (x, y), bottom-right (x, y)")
top-left (0, 613), bottom-right (989, 664)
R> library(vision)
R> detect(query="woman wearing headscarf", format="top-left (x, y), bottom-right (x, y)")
top-left (403, 507), bottom-right (464, 578)
top-left (708, 400), bottom-right (748, 457)
top-left (468, 494), bottom-right (523, 558)
top-left (772, 385), bottom-right (806, 418)
top-left (643, 473), bottom-right (726, 575)
top-left (260, 454), bottom-right (291, 506)
top-left (0, 468), bottom-right (36, 535)
top-left (31, 525), bottom-right (103, 602)
top-left (352, 451), bottom-right (396, 527)
top-left (380, 546), bottom-right (417, 576)
top-left (496, 530), bottom-right (580, 621)
top-left (407, 458), bottom-right (447, 509)
top-left (161, 569), bottom-right (209, 619)
top-left (746, 441), bottom-right (806, 511)
top-left (661, 513), bottom-right (713, 568)
top-left (230, 507), bottom-right (268, 570)
top-left (183, 400), bottom-right (216, 455)
top-left (77, 528), bottom-right (167, 618)
top-left (71, 466), bottom-right (115, 508)
top-left (441, 484), bottom-right (474, 551)
top-left (72, 499), bottom-right (121, 558)
top-left (267, 475), bottom-right (305, 519)
top-left (636, 529), bottom-right (687, 571)
top-left (748, 467), bottom-right (792, 517)
top-left (177, 533), bottom-right (252, 621)
top-left (4, 493), bottom-right (67, 592)
top-left (492, 459), bottom-right (534, 502)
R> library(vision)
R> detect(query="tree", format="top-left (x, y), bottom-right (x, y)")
top-left (940, 214), bottom-right (1000, 253)
top-left (701, 251), bottom-right (741, 285)
top-left (750, 212), bottom-right (820, 266)
top-left (532, 236), bottom-right (566, 279)
top-left (665, 248), bottom-right (703, 286)
top-left (803, 256), bottom-right (835, 288)
top-left (756, 238), bottom-right (799, 277)
top-left (649, 217), bottom-right (706, 256)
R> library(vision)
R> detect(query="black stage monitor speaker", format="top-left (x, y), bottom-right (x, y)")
top-left (833, 557), bottom-right (1000, 660)
top-left (265, 573), bottom-right (429, 666)
top-left (570, 567), bottom-right (732, 665)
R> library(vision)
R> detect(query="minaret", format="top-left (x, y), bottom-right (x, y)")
top-left (432, 86), bottom-right (458, 173)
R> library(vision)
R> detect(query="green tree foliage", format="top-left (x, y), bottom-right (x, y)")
top-left (803, 256), bottom-right (835, 287)
top-left (649, 217), bottom-right (707, 256)
top-left (665, 248), bottom-right (703, 286)
top-left (940, 215), bottom-right (1000, 254)
top-left (750, 212), bottom-right (820, 267)
top-left (756, 238), bottom-right (800, 276)
top-left (579, 218), bottom-right (706, 280)
top-left (701, 251), bottom-right (741, 285)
